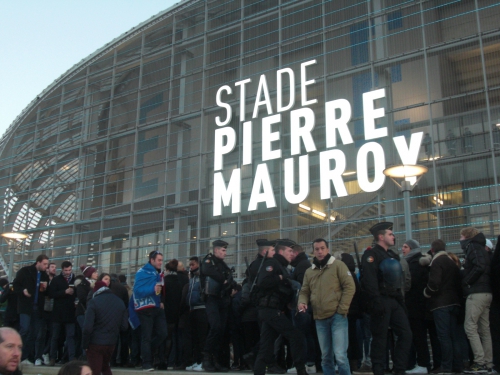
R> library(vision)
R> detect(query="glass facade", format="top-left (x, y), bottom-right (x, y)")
top-left (1, 0), bottom-right (500, 280)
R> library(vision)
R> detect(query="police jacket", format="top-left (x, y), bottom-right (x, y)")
top-left (423, 251), bottom-right (462, 311)
top-left (13, 264), bottom-right (49, 315)
top-left (82, 288), bottom-right (128, 349)
top-left (360, 245), bottom-right (402, 298)
top-left (290, 252), bottom-right (311, 285)
top-left (255, 253), bottom-right (294, 310)
top-left (240, 254), bottom-right (265, 322)
top-left (200, 253), bottom-right (232, 297)
top-left (461, 232), bottom-right (491, 296)
top-left (49, 273), bottom-right (76, 323)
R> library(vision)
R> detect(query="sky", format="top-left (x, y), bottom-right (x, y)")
top-left (0, 0), bottom-right (181, 139)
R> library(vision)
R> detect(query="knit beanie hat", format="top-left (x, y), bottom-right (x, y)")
top-left (404, 239), bottom-right (420, 250)
top-left (93, 280), bottom-right (107, 292)
top-left (80, 265), bottom-right (97, 278)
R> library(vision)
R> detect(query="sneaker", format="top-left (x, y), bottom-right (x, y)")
top-left (35, 359), bottom-right (43, 366)
top-left (356, 364), bottom-right (374, 373)
top-left (306, 365), bottom-right (317, 374)
top-left (42, 354), bottom-right (50, 365)
top-left (465, 363), bottom-right (487, 374)
top-left (186, 364), bottom-right (195, 371)
top-left (268, 365), bottom-right (287, 374)
top-left (143, 368), bottom-right (155, 372)
top-left (407, 366), bottom-right (428, 374)
top-left (21, 359), bottom-right (34, 366)
top-left (192, 363), bottom-right (203, 371)
top-left (288, 368), bottom-right (297, 374)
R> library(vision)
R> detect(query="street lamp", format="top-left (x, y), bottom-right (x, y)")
top-left (1, 232), bottom-right (28, 280)
top-left (383, 164), bottom-right (428, 240)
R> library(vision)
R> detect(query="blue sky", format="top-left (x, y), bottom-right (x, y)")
top-left (0, 0), bottom-right (181, 138)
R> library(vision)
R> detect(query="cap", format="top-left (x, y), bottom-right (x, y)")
top-left (275, 239), bottom-right (297, 248)
top-left (404, 239), bottom-right (420, 250)
top-left (485, 239), bottom-right (493, 250)
top-left (212, 240), bottom-right (228, 248)
top-left (369, 222), bottom-right (393, 236)
top-left (80, 265), bottom-right (96, 279)
top-left (256, 239), bottom-right (276, 247)
top-left (93, 281), bottom-right (108, 292)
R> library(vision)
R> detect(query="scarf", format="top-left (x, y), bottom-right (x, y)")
top-left (313, 253), bottom-right (331, 269)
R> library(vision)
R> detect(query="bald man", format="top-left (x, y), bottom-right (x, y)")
top-left (0, 327), bottom-right (23, 375)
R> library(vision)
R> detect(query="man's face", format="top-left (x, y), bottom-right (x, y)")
top-left (379, 230), bottom-right (395, 248)
top-left (279, 246), bottom-right (294, 263)
top-left (48, 264), bottom-right (56, 276)
top-left (62, 266), bottom-right (72, 277)
top-left (266, 246), bottom-right (275, 258)
top-left (36, 259), bottom-right (49, 272)
top-left (401, 243), bottom-right (411, 256)
top-left (150, 255), bottom-right (163, 270)
top-left (0, 330), bottom-right (22, 374)
top-left (313, 241), bottom-right (329, 261)
top-left (188, 260), bottom-right (199, 270)
top-left (214, 247), bottom-right (227, 260)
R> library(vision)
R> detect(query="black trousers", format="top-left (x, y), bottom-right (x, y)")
top-left (203, 295), bottom-right (229, 356)
top-left (370, 297), bottom-right (412, 375)
top-left (254, 308), bottom-right (305, 375)
top-left (408, 317), bottom-right (431, 368)
top-left (183, 308), bottom-right (209, 364)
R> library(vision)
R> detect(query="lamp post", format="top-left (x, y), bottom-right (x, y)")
top-left (1, 232), bottom-right (28, 280)
top-left (383, 164), bottom-right (428, 240)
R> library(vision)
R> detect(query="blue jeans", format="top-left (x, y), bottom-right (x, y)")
top-left (137, 308), bottom-right (168, 369)
top-left (433, 306), bottom-right (464, 372)
top-left (50, 322), bottom-right (76, 361)
top-left (19, 308), bottom-right (45, 361)
top-left (316, 313), bottom-right (350, 375)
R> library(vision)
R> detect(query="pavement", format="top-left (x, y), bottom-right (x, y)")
top-left (21, 364), bottom-right (243, 375)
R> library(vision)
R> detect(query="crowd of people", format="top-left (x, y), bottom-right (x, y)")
top-left (0, 224), bottom-right (499, 375)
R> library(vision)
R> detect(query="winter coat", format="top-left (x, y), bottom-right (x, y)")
top-left (110, 280), bottom-right (129, 308)
top-left (82, 288), bottom-right (128, 349)
top-left (186, 269), bottom-right (205, 310)
top-left (49, 273), bottom-right (76, 323)
top-left (461, 232), bottom-right (492, 295)
top-left (13, 264), bottom-right (49, 314)
top-left (162, 271), bottom-right (184, 324)
top-left (424, 251), bottom-right (462, 311)
top-left (298, 255), bottom-right (355, 319)
top-left (76, 278), bottom-right (92, 317)
top-left (340, 253), bottom-right (362, 318)
top-left (405, 252), bottom-right (429, 319)
top-left (290, 252), bottom-right (311, 285)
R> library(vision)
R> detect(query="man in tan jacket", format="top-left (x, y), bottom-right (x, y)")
top-left (298, 238), bottom-right (355, 375)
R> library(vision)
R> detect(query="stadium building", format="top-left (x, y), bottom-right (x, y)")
top-left (1, 0), bottom-right (500, 279)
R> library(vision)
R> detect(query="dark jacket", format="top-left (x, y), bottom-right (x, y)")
top-left (49, 273), bottom-right (76, 323)
top-left (186, 268), bottom-right (205, 310)
top-left (491, 235), bottom-right (500, 302)
top-left (162, 271), bottom-right (184, 324)
top-left (76, 278), bottom-right (92, 317)
top-left (255, 253), bottom-right (294, 310)
top-left (82, 288), bottom-right (128, 349)
top-left (0, 283), bottom-right (19, 326)
top-left (200, 253), bottom-right (233, 298)
top-left (13, 264), bottom-right (49, 315)
top-left (461, 232), bottom-right (491, 296)
top-left (340, 253), bottom-right (362, 318)
top-left (424, 251), bottom-right (462, 311)
top-left (240, 254), bottom-right (265, 322)
top-left (405, 252), bottom-right (429, 319)
top-left (290, 252), bottom-right (311, 285)
top-left (110, 279), bottom-right (130, 308)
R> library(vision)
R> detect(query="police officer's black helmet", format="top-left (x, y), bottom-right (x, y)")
top-left (369, 222), bottom-right (393, 236)
top-left (256, 239), bottom-right (276, 247)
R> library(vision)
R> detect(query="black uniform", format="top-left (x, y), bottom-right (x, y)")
top-left (253, 253), bottom-right (305, 375)
top-left (360, 244), bottom-right (412, 375)
top-left (200, 250), bottom-right (234, 369)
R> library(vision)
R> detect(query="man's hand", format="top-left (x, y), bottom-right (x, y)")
top-left (160, 302), bottom-right (164, 309)
top-left (65, 288), bottom-right (74, 295)
top-left (298, 303), bottom-right (307, 313)
top-left (154, 284), bottom-right (162, 294)
top-left (23, 289), bottom-right (31, 297)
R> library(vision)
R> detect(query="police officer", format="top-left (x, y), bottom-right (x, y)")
top-left (253, 239), bottom-right (307, 375)
top-left (360, 222), bottom-right (412, 375)
top-left (240, 239), bottom-right (276, 370)
top-left (200, 240), bottom-right (234, 372)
